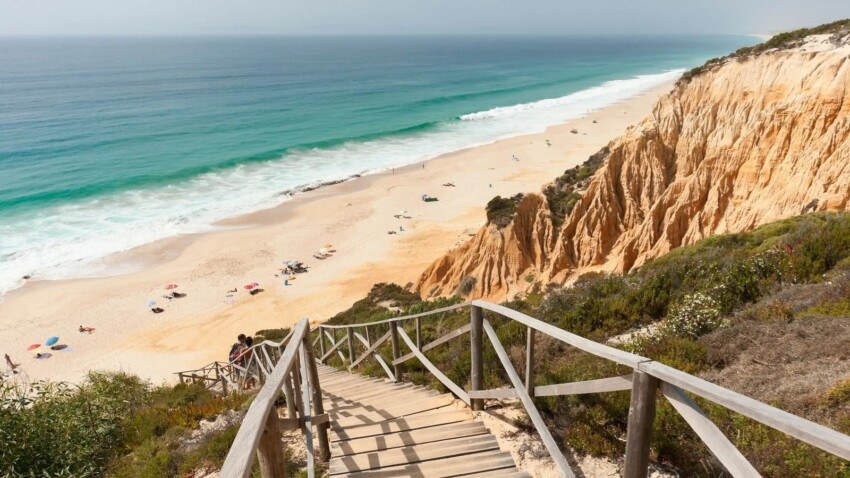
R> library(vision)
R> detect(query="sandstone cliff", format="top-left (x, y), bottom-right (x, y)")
top-left (417, 29), bottom-right (850, 300)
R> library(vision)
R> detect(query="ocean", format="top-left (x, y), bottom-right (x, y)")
top-left (0, 35), bottom-right (756, 296)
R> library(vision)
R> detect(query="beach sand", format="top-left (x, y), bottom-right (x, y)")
top-left (0, 82), bottom-right (673, 384)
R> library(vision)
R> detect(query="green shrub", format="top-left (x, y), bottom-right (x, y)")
top-left (543, 146), bottom-right (609, 227)
top-left (485, 194), bottom-right (524, 228)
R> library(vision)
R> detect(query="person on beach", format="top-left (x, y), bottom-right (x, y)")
top-left (79, 325), bottom-right (95, 333)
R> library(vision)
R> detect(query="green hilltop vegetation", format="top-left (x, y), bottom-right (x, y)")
top-left (679, 18), bottom-right (850, 84)
top-left (324, 212), bottom-right (850, 477)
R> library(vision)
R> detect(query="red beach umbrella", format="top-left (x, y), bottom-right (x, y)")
top-left (244, 284), bottom-right (255, 290)
top-left (165, 284), bottom-right (178, 290)
top-left (27, 344), bottom-right (41, 351)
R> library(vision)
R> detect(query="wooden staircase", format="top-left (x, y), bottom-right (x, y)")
top-left (317, 364), bottom-right (529, 477)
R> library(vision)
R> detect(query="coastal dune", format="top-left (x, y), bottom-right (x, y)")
top-left (0, 84), bottom-right (672, 383)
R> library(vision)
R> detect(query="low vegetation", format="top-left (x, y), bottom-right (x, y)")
top-left (0, 372), bottom-right (250, 477)
top-left (325, 212), bottom-right (850, 477)
top-left (679, 18), bottom-right (850, 85)
top-left (485, 193), bottom-right (525, 228)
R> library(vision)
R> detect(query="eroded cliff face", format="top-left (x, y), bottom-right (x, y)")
top-left (417, 34), bottom-right (850, 300)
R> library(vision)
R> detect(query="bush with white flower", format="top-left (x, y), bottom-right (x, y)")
top-left (664, 292), bottom-right (723, 337)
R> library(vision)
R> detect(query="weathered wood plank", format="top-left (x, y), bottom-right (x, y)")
top-left (331, 397), bottom-right (455, 428)
top-left (352, 332), bottom-right (396, 382)
top-left (328, 393), bottom-right (454, 422)
top-left (473, 300), bottom-right (646, 368)
top-left (623, 370), bottom-right (658, 478)
top-left (320, 337), bottom-right (347, 363)
top-left (662, 383), bottom-right (760, 478)
top-left (535, 375), bottom-right (633, 397)
top-left (348, 330), bottom-right (391, 369)
top-left (329, 434), bottom-right (500, 474)
top-left (329, 409), bottom-right (471, 442)
top-left (482, 319), bottom-right (574, 478)
top-left (335, 449), bottom-right (517, 478)
top-left (641, 361), bottom-right (850, 461)
top-left (468, 388), bottom-right (519, 399)
top-left (392, 323), bottom-right (471, 365)
top-left (396, 327), bottom-right (470, 405)
top-left (220, 319), bottom-right (309, 478)
top-left (331, 421), bottom-right (488, 456)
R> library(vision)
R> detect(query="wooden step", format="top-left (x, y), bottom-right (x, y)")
top-left (332, 421), bottom-right (490, 456)
top-left (330, 394), bottom-right (456, 428)
top-left (324, 383), bottom-right (422, 403)
top-left (329, 434), bottom-right (501, 474)
top-left (327, 389), bottom-right (442, 413)
top-left (335, 449), bottom-right (519, 477)
top-left (330, 409), bottom-right (472, 442)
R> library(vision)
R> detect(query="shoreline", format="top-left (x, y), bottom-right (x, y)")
top-left (0, 81), bottom-right (674, 384)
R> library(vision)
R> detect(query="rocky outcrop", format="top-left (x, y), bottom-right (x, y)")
top-left (417, 31), bottom-right (850, 300)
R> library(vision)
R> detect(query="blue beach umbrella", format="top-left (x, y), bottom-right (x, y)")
top-left (145, 299), bottom-right (156, 307)
top-left (45, 336), bottom-right (59, 346)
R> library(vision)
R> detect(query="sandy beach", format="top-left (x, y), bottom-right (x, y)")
top-left (0, 82), bottom-right (673, 384)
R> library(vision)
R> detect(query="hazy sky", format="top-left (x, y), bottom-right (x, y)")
top-left (2, 0), bottom-right (849, 36)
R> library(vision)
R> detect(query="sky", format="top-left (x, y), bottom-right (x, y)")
top-left (1, 0), bottom-right (849, 36)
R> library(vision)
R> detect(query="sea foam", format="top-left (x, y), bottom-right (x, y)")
top-left (0, 69), bottom-right (682, 298)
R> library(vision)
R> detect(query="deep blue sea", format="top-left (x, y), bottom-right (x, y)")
top-left (0, 35), bottom-right (756, 295)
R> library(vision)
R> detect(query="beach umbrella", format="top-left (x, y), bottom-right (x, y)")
top-left (27, 344), bottom-right (41, 351)
top-left (319, 247), bottom-right (329, 254)
top-left (145, 299), bottom-right (157, 307)
top-left (421, 194), bottom-right (428, 200)
top-left (165, 284), bottom-right (178, 290)
top-left (45, 336), bottom-right (59, 347)
top-left (244, 284), bottom-right (255, 290)
top-left (323, 243), bottom-right (334, 248)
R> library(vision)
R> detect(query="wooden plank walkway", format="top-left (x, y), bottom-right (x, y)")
top-left (317, 364), bottom-right (529, 478)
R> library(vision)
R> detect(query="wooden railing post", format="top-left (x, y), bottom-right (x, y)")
top-left (292, 356), bottom-right (305, 415)
top-left (346, 328), bottom-right (355, 364)
top-left (624, 370), bottom-right (659, 478)
top-left (365, 326), bottom-right (371, 345)
top-left (217, 365), bottom-right (229, 396)
top-left (470, 304), bottom-right (484, 411)
top-left (319, 327), bottom-right (326, 360)
top-left (525, 327), bottom-right (536, 398)
top-left (283, 370), bottom-right (297, 420)
top-left (303, 329), bottom-right (331, 462)
top-left (389, 321), bottom-right (402, 381)
top-left (256, 408), bottom-right (287, 478)
top-left (415, 317), bottom-right (422, 350)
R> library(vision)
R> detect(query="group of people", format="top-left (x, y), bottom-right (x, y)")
top-left (228, 333), bottom-right (257, 389)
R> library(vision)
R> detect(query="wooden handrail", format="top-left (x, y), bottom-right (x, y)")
top-left (219, 319), bottom-right (330, 478)
top-left (314, 300), bottom-right (850, 478)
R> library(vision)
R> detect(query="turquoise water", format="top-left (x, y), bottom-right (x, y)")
top-left (0, 35), bottom-right (756, 295)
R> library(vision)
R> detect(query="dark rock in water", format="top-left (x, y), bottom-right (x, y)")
top-left (22, 275), bottom-right (31, 280)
